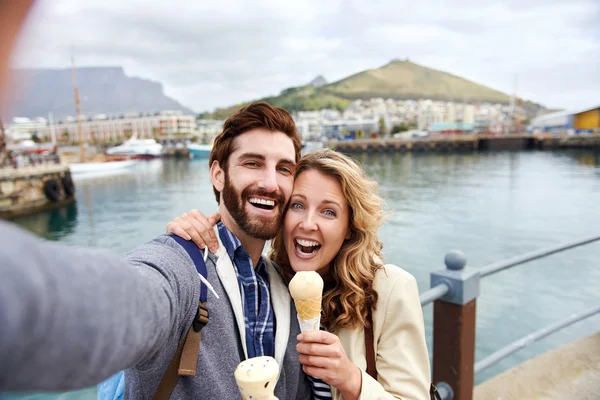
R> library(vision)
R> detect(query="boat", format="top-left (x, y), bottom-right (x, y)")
top-left (69, 159), bottom-right (139, 175)
top-left (301, 140), bottom-right (324, 154)
top-left (106, 135), bottom-right (164, 159)
top-left (8, 139), bottom-right (54, 154)
top-left (187, 142), bottom-right (212, 158)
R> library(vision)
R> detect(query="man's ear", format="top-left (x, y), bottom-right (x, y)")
top-left (210, 160), bottom-right (225, 193)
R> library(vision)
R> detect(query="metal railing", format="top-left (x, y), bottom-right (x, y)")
top-left (421, 234), bottom-right (600, 400)
top-left (419, 282), bottom-right (449, 306)
top-left (474, 304), bottom-right (600, 374)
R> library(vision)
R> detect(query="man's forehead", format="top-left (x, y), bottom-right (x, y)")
top-left (231, 129), bottom-right (296, 162)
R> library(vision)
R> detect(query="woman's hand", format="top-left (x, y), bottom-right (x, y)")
top-left (297, 331), bottom-right (362, 400)
top-left (166, 209), bottom-right (221, 253)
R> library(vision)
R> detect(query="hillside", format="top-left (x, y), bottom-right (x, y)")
top-left (324, 59), bottom-right (511, 103)
top-left (206, 85), bottom-right (351, 120)
top-left (205, 60), bottom-right (514, 119)
top-left (5, 67), bottom-right (194, 119)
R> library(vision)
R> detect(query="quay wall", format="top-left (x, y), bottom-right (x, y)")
top-left (0, 164), bottom-right (75, 219)
top-left (326, 134), bottom-right (600, 153)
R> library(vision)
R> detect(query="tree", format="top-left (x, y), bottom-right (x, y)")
top-left (378, 117), bottom-right (387, 136)
top-left (391, 124), bottom-right (408, 134)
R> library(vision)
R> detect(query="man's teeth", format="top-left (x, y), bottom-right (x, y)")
top-left (249, 198), bottom-right (275, 207)
top-left (297, 239), bottom-right (320, 247)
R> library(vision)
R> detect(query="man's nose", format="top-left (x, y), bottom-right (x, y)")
top-left (257, 168), bottom-right (278, 193)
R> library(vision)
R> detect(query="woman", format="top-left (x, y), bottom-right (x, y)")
top-left (168, 149), bottom-right (431, 400)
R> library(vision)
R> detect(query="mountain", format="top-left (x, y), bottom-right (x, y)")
top-left (308, 75), bottom-right (327, 88)
top-left (205, 60), bottom-right (519, 119)
top-left (325, 59), bottom-right (511, 103)
top-left (5, 67), bottom-right (194, 119)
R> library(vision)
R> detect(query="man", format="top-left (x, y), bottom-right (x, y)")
top-left (119, 102), bottom-right (309, 399)
top-left (0, 3), bottom-right (312, 398)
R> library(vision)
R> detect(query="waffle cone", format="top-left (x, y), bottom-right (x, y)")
top-left (294, 296), bottom-right (322, 322)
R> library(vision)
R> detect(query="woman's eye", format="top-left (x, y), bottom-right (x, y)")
top-left (324, 209), bottom-right (336, 217)
top-left (290, 203), bottom-right (304, 210)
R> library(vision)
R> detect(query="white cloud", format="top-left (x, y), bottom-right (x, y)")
top-left (13, 0), bottom-right (600, 112)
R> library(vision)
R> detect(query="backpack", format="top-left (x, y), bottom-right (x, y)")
top-left (97, 235), bottom-right (212, 400)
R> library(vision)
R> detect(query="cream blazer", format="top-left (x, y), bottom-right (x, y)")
top-left (331, 264), bottom-right (431, 400)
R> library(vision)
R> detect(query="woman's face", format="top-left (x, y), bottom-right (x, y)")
top-left (283, 169), bottom-right (351, 276)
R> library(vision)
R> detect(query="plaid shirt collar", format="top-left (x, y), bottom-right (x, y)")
top-left (218, 222), bottom-right (267, 273)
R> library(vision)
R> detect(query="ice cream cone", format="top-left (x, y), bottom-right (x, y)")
top-left (294, 296), bottom-right (322, 320)
top-left (289, 271), bottom-right (324, 333)
top-left (294, 296), bottom-right (322, 329)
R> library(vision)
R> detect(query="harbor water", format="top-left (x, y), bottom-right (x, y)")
top-left (5, 149), bottom-right (600, 399)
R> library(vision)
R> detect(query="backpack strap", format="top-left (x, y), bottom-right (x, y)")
top-left (153, 235), bottom-right (210, 400)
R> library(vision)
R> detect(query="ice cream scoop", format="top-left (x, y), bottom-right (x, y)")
top-left (234, 356), bottom-right (280, 400)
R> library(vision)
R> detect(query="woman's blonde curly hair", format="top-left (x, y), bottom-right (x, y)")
top-left (269, 148), bottom-right (386, 331)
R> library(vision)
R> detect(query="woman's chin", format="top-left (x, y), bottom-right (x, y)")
top-left (290, 263), bottom-right (317, 273)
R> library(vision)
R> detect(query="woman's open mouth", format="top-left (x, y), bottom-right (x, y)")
top-left (294, 238), bottom-right (322, 258)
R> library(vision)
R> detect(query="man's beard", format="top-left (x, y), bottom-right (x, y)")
top-left (222, 173), bottom-right (286, 240)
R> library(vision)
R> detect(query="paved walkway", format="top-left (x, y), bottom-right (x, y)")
top-left (474, 332), bottom-right (600, 399)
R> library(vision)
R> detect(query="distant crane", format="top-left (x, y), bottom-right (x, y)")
top-left (71, 50), bottom-right (85, 161)
top-left (508, 74), bottom-right (523, 134)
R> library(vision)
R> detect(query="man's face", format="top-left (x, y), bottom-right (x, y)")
top-left (213, 128), bottom-right (296, 240)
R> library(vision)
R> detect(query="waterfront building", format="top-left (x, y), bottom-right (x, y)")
top-left (34, 111), bottom-right (196, 144)
top-left (528, 105), bottom-right (600, 134)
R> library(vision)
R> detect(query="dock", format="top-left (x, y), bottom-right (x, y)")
top-left (474, 333), bottom-right (600, 400)
top-left (0, 164), bottom-right (75, 219)
top-left (325, 134), bottom-right (600, 153)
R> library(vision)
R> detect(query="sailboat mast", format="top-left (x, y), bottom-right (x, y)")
top-left (71, 52), bottom-right (84, 161)
top-left (0, 117), bottom-right (6, 166)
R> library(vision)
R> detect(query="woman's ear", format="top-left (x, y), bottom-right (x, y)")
top-left (345, 229), bottom-right (352, 240)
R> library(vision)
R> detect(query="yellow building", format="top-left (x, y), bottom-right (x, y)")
top-left (573, 106), bottom-right (600, 130)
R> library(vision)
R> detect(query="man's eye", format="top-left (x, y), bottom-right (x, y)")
top-left (245, 162), bottom-right (259, 167)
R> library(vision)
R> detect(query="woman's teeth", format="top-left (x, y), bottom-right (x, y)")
top-left (297, 239), bottom-right (319, 247)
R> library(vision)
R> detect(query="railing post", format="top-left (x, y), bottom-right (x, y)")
top-left (431, 251), bottom-right (480, 400)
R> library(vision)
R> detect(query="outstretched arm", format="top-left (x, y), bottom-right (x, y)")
top-left (0, 222), bottom-right (199, 392)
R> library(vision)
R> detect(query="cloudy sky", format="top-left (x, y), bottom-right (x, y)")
top-left (13, 0), bottom-right (600, 113)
